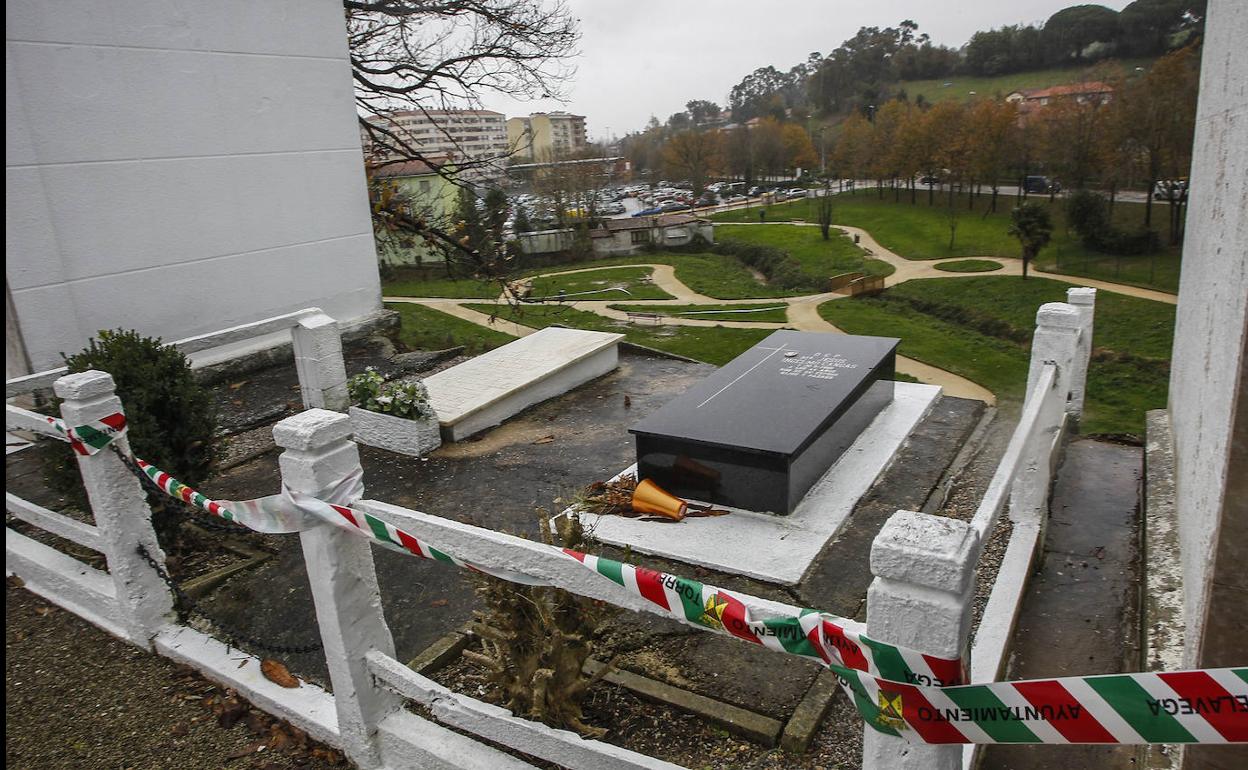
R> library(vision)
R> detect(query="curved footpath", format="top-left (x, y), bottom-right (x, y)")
top-left (385, 223), bottom-right (1177, 406)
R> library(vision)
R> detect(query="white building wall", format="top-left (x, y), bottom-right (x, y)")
top-left (1168, 0), bottom-right (1248, 663)
top-left (5, 0), bottom-right (382, 374)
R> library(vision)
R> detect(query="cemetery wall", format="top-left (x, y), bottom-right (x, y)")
top-left (5, 0), bottom-right (382, 374)
top-left (1167, 0), bottom-right (1248, 669)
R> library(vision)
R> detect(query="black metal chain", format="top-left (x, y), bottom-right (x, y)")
top-left (106, 445), bottom-right (322, 655)
top-left (136, 544), bottom-right (322, 655)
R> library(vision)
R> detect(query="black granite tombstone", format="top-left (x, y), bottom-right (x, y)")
top-left (630, 330), bottom-right (898, 514)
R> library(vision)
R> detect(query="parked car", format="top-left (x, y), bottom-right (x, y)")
top-left (660, 202), bottom-right (692, 212)
top-left (694, 196), bottom-right (717, 208)
top-left (1023, 175), bottom-right (1059, 194)
top-left (747, 186), bottom-right (764, 197)
top-left (1153, 180), bottom-right (1188, 200)
top-left (632, 206), bottom-right (663, 217)
top-left (787, 188), bottom-right (808, 199)
top-left (919, 174), bottom-right (941, 185)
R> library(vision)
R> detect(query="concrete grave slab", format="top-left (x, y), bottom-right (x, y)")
top-left (423, 327), bottom-right (623, 441)
top-left (574, 381), bottom-right (941, 585)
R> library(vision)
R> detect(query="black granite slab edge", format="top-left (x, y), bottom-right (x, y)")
top-left (628, 330), bottom-right (899, 457)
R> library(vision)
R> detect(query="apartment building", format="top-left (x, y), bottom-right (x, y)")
top-left (506, 111), bottom-right (588, 161)
top-left (362, 109), bottom-right (509, 173)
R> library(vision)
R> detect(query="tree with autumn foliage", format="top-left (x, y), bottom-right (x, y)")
top-left (781, 124), bottom-right (819, 175)
top-left (662, 130), bottom-right (721, 195)
top-left (966, 100), bottom-right (1020, 213)
top-left (830, 113), bottom-right (872, 191)
top-left (1116, 44), bottom-right (1201, 234)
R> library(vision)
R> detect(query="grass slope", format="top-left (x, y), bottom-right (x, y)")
top-left (386, 302), bottom-right (516, 355)
top-left (465, 303), bottom-right (775, 365)
top-left (898, 58), bottom-right (1154, 105)
top-left (819, 276), bottom-right (1173, 436)
top-left (608, 303), bottom-right (790, 323)
top-left (715, 224), bottom-right (895, 279)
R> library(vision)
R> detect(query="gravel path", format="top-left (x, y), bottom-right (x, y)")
top-left (5, 581), bottom-right (345, 770)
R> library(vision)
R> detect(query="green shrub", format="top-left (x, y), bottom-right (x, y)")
top-left (1066, 190), bottom-right (1161, 256)
top-left (46, 329), bottom-right (218, 549)
top-left (348, 368), bottom-right (436, 420)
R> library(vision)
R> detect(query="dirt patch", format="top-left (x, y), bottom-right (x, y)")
top-left (5, 582), bottom-right (344, 770)
top-left (431, 645), bottom-right (864, 769)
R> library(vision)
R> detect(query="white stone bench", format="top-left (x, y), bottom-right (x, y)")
top-left (423, 327), bottom-right (624, 442)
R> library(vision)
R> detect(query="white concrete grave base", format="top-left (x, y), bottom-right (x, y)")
top-left (424, 327), bottom-right (623, 442)
top-left (349, 406), bottom-right (442, 457)
top-left (574, 382), bottom-right (941, 585)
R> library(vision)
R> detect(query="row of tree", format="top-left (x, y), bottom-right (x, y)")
top-left (721, 2), bottom-right (1205, 123)
top-left (825, 45), bottom-right (1200, 243)
top-left (624, 117), bottom-right (819, 194)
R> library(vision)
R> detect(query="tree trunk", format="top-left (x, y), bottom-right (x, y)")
top-left (1145, 176), bottom-right (1155, 228)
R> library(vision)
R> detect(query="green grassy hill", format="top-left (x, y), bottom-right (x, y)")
top-left (899, 58), bottom-right (1154, 104)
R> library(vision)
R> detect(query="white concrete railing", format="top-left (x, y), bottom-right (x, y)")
top-left (863, 288), bottom-right (1096, 770)
top-left (5, 307), bottom-right (348, 410)
top-left (6, 292), bottom-right (1096, 769)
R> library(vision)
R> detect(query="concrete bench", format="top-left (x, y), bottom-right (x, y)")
top-left (423, 327), bottom-right (623, 442)
top-left (625, 311), bottom-right (663, 325)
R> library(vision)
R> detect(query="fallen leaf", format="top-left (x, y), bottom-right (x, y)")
top-left (7, 575), bottom-right (25, 589)
top-left (261, 659), bottom-right (300, 689)
top-left (429, 598), bottom-right (449, 608)
top-left (532, 435), bottom-right (555, 445)
top-left (225, 740), bottom-right (266, 759)
top-left (243, 710), bottom-right (270, 734)
top-left (34, 605), bottom-right (54, 617)
top-left (236, 659), bottom-right (248, 669)
top-left (229, 380), bottom-right (248, 390)
top-left (169, 722), bottom-right (188, 737)
top-left (216, 698), bottom-right (248, 729)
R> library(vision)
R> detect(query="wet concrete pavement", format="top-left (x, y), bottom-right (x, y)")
top-left (983, 438), bottom-right (1144, 770)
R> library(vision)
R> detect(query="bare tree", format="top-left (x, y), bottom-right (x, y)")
top-left (347, 1), bottom-right (580, 284)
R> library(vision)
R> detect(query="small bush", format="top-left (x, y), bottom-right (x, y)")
top-left (1066, 189), bottom-right (1160, 256)
top-left (348, 368), bottom-right (435, 420)
top-left (46, 329), bottom-right (218, 549)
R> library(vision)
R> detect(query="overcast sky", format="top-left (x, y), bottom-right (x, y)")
top-left (481, 0), bottom-right (1132, 140)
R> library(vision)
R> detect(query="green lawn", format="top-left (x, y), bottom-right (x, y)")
top-left (898, 58), bottom-right (1154, 105)
top-left (819, 276), bottom-right (1174, 436)
top-left (531, 253), bottom-right (815, 300)
top-left (527, 267), bottom-right (674, 300)
top-left (608, 303), bottom-right (790, 323)
top-left (713, 192), bottom-right (1182, 292)
top-left (383, 274), bottom-right (498, 299)
top-left (386, 302), bottom-right (516, 355)
top-left (715, 224), bottom-right (895, 279)
top-left (935, 259), bottom-right (1003, 273)
top-left (465, 303), bottom-right (776, 366)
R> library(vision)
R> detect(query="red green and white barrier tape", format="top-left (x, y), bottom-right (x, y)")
top-left (45, 413), bottom-right (127, 456)
top-left (57, 435), bottom-right (1248, 745)
top-left (832, 663), bottom-right (1247, 745)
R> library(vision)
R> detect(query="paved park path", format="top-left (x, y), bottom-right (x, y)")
top-left (385, 223), bottom-right (1177, 406)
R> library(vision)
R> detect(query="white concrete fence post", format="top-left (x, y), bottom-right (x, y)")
top-left (291, 313), bottom-right (350, 412)
top-left (55, 370), bottom-right (174, 647)
top-left (863, 510), bottom-right (978, 770)
top-left (1023, 302), bottom-right (1082, 411)
top-left (1012, 302), bottom-right (1085, 525)
top-left (1064, 288), bottom-right (1096, 420)
top-left (273, 409), bottom-right (399, 769)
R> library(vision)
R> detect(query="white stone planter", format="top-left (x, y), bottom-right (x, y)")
top-left (349, 406), bottom-right (442, 458)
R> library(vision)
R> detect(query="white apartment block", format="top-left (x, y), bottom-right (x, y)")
top-left (506, 112), bottom-right (588, 161)
top-left (362, 109), bottom-right (509, 173)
